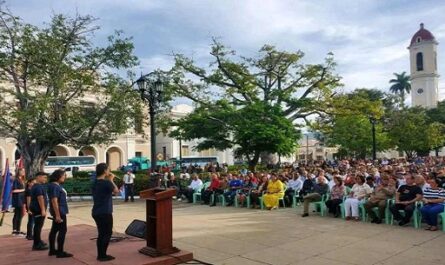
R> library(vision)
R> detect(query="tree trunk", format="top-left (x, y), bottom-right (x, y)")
top-left (17, 141), bottom-right (52, 179)
top-left (260, 152), bottom-right (277, 165)
top-left (248, 152), bottom-right (261, 172)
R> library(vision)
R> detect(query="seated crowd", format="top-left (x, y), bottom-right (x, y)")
top-left (167, 157), bottom-right (445, 231)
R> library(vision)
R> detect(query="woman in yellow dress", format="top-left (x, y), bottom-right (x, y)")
top-left (263, 174), bottom-right (285, 210)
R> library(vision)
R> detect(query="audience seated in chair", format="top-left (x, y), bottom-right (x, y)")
top-left (301, 175), bottom-right (329, 217)
top-left (183, 174), bottom-right (203, 203)
top-left (420, 178), bottom-right (445, 231)
top-left (344, 174), bottom-right (372, 221)
top-left (284, 172), bottom-right (303, 206)
top-left (223, 175), bottom-right (243, 206)
top-left (202, 173), bottom-right (220, 205)
top-left (389, 173), bottom-right (423, 226)
top-left (325, 176), bottom-right (345, 218)
top-left (263, 173), bottom-right (285, 210)
top-left (236, 174), bottom-right (258, 207)
top-left (250, 175), bottom-right (268, 209)
top-left (363, 174), bottom-right (396, 224)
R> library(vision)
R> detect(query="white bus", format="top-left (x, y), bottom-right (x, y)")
top-left (44, 156), bottom-right (96, 176)
top-left (170, 156), bottom-right (218, 167)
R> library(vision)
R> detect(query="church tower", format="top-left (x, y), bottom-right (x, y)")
top-left (408, 23), bottom-right (439, 108)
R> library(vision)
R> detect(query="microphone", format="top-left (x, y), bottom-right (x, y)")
top-left (47, 216), bottom-right (64, 222)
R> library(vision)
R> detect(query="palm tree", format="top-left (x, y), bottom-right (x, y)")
top-left (389, 72), bottom-right (411, 108)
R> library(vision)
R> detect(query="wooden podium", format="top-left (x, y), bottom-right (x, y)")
top-left (139, 188), bottom-right (180, 257)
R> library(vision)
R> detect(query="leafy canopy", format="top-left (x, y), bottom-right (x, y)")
top-left (167, 40), bottom-right (341, 167)
top-left (0, 6), bottom-right (139, 176)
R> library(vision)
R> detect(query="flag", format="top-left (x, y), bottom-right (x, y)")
top-left (17, 156), bottom-right (24, 169)
top-left (0, 159), bottom-right (12, 212)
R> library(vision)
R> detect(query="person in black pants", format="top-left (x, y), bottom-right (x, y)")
top-left (123, 170), bottom-right (135, 202)
top-left (29, 172), bottom-right (49, 250)
top-left (11, 168), bottom-right (26, 236)
top-left (92, 163), bottom-right (119, 262)
top-left (48, 169), bottom-right (73, 258)
top-left (389, 174), bottom-right (423, 226)
top-left (25, 178), bottom-right (36, 240)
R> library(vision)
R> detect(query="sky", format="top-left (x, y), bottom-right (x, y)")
top-left (6, 0), bottom-right (445, 102)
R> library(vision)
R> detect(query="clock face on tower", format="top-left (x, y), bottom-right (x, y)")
top-left (417, 88), bottom-right (424, 94)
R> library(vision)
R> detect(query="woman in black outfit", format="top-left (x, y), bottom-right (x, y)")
top-left (11, 168), bottom-right (26, 236)
top-left (48, 169), bottom-right (73, 258)
top-left (92, 163), bottom-right (119, 262)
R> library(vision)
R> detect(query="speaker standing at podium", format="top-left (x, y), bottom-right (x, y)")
top-left (92, 163), bottom-right (119, 262)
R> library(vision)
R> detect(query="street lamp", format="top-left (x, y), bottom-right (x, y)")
top-left (368, 116), bottom-right (377, 161)
top-left (135, 70), bottom-right (166, 173)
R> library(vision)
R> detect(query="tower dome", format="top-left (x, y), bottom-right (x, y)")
top-left (410, 23), bottom-right (436, 46)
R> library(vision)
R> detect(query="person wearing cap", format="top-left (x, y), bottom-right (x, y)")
top-left (29, 172), bottom-right (49, 251)
top-left (47, 169), bottom-right (73, 258)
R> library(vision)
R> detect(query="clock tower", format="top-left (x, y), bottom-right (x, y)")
top-left (408, 23), bottom-right (439, 108)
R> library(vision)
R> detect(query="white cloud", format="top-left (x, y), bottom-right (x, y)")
top-left (5, 0), bottom-right (445, 98)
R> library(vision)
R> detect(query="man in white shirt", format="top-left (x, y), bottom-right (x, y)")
top-left (184, 174), bottom-right (203, 203)
top-left (285, 173), bottom-right (303, 206)
top-left (123, 170), bottom-right (136, 202)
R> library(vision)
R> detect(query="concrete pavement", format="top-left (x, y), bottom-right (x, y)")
top-left (1, 200), bottom-right (444, 265)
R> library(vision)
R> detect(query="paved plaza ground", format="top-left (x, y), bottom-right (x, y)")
top-left (1, 200), bottom-right (445, 265)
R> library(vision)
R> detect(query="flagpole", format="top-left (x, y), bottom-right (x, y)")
top-left (0, 158), bottom-right (11, 226)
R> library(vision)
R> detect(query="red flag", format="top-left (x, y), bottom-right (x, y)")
top-left (17, 156), bottom-right (24, 169)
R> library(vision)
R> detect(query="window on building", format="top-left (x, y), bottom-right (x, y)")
top-left (200, 148), bottom-right (217, 156)
top-left (134, 117), bottom-right (144, 134)
top-left (435, 52), bottom-right (437, 71)
top-left (162, 147), bottom-right (167, 161)
top-left (416, 52), bottom-right (424, 71)
top-left (135, 152), bottom-right (142, 157)
top-left (416, 37), bottom-right (421, 43)
top-left (181, 145), bottom-right (190, 156)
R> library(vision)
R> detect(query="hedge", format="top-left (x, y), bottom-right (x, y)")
top-left (65, 171), bottom-right (219, 196)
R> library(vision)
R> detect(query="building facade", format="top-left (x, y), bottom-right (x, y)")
top-left (0, 132), bottom-right (150, 173)
top-left (156, 104), bottom-right (234, 164)
top-left (294, 136), bottom-right (338, 162)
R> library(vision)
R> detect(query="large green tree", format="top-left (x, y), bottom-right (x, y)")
top-left (389, 71), bottom-right (411, 108)
top-left (312, 88), bottom-right (393, 158)
top-left (0, 7), bottom-right (140, 177)
top-left (426, 100), bottom-right (445, 153)
top-left (386, 107), bottom-right (445, 157)
top-left (170, 101), bottom-right (300, 169)
top-left (167, 40), bottom-right (341, 169)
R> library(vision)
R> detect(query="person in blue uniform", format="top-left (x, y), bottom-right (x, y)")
top-left (30, 172), bottom-right (49, 250)
top-left (48, 169), bottom-right (73, 258)
top-left (25, 178), bottom-right (36, 240)
top-left (92, 163), bottom-right (119, 262)
top-left (11, 168), bottom-right (26, 236)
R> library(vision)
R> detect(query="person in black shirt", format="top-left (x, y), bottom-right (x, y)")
top-left (48, 169), bottom-right (73, 258)
top-left (92, 163), bottom-right (119, 262)
top-left (389, 174), bottom-right (423, 226)
top-left (25, 178), bottom-right (36, 240)
top-left (11, 168), bottom-right (26, 236)
top-left (30, 172), bottom-right (49, 250)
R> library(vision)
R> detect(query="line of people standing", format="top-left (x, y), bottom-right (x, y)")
top-left (9, 162), bottom-right (119, 262)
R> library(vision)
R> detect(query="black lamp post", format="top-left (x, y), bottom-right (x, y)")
top-left (135, 70), bottom-right (165, 173)
top-left (369, 116), bottom-right (377, 161)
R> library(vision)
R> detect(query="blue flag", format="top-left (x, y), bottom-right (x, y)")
top-left (1, 159), bottom-right (12, 212)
